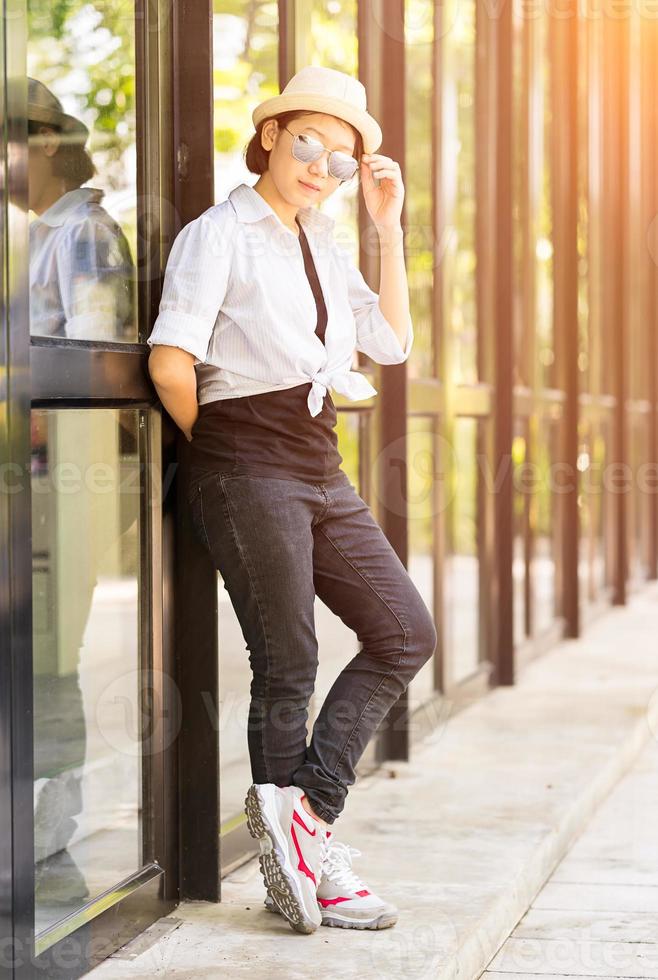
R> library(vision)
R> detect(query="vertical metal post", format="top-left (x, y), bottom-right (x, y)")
top-left (553, 0), bottom-right (579, 636)
top-left (170, 0), bottom-right (221, 901)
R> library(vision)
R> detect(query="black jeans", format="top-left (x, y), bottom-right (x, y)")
top-left (188, 467), bottom-right (437, 824)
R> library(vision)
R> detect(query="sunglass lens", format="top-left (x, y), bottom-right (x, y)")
top-left (329, 154), bottom-right (358, 181)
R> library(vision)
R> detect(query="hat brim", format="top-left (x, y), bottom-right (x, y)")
top-left (252, 95), bottom-right (382, 155)
top-left (27, 105), bottom-right (89, 142)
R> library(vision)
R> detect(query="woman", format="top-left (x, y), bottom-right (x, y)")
top-left (147, 66), bottom-right (437, 935)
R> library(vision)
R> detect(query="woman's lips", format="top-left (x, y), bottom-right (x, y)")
top-left (299, 180), bottom-right (320, 193)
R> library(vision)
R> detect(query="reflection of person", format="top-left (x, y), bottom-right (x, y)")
top-left (27, 77), bottom-right (135, 341)
top-left (148, 66), bottom-right (437, 933)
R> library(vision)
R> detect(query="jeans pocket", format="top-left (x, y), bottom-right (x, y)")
top-left (188, 482), bottom-right (212, 553)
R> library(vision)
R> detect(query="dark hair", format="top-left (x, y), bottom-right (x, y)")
top-left (244, 109), bottom-right (363, 181)
top-left (28, 118), bottom-right (96, 187)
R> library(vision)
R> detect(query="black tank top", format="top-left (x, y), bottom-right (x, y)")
top-left (188, 217), bottom-right (344, 485)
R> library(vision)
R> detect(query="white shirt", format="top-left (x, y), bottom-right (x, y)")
top-left (147, 181), bottom-right (414, 417)
top-left (29, 186), bottom-right (135, 341)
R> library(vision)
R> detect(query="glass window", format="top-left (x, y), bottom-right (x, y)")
top-left (32, 408), bottom-right (144, 933)
top-left (534, 13), bottom-right (554, 392)
top-left (405, 0), bottom-right (435, 378)
top-left (532, 415), bottom-right (560, 633)
top-left (27, 2), bottom-right (138, 342)
top-left (444, 417), bottom-right (480, 681)
top-left (512, 423), bottom-right (529, 647)
top-left (408, 416), bottom-right (439, 704)
top-left (213, 0), bottom-right (279, 203)
top-left (440, 0), bottom-right (477, 385)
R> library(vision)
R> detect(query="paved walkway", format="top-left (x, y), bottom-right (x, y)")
top-left (89, 582), bottom-right (658, 980)
top-left (483, 733), bottom-right (658, 979)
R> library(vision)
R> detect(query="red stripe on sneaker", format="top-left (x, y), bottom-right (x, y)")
top-left (292, 809), bottom-right (316, 836)
top-left (356, 889), bottom-right (370, 897)
top-left (318, 895), bottom-right (351, 907)
top-left (290, 824), bottom-right (317, 885)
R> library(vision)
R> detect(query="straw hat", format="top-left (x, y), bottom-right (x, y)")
top-left (27, 77), bottom-right (89, 143)
top-left (252, 66), bottom-right (382, 155)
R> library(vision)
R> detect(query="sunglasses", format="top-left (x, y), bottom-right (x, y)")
top-left (283, 126), bottom-right (360, 183)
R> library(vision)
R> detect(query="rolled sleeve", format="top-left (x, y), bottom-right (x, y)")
top-left (335, 242), bottom-right (414, 365)
top-left (147, 210), bottom-right (234, 365)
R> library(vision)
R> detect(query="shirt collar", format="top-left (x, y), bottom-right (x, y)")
top-left (228, 181), bottom-right (336, 235)
top-left (36, 186), bottom-right (105, 228)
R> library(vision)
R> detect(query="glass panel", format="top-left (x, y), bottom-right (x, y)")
top-left (600, 414), bottom-right (614, 590)
top-left (512, 0), bottom-right (529, 387)
top-left (309, 0), bottom-right (358, 74)
top-left (532, 415), bottom-right (559, 633)
top-left (512, 422), bottom-right (529, 647)
top-left (305, 2), bottom-right (360, 349)
top-left (405, 0), bottom-right (435, 378)
top-left (577, 417), bottom-right (607, 607)
top-left (213, 0), bottom-right (279, 202)
top-left (444, 418), bottom-right (479, 682)
top-left (335, 409), bottom-right (361, 493)
top-left (32, 408), bottom-right (143, 935)
top-left (407, 416), bottom-right (438, 705)
top-left (441, 0), bottom-right (477, 385)
top-left (534, 13), bottom-right (555, 391)
top-left (628, 417), bottom-right (650, 584)
top-left (27, 2), bottom-right (138, 342)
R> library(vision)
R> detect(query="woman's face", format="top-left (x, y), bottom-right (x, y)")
top-left (263, 112), bottom-right (357, 207)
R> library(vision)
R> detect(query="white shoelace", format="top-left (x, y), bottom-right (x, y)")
top-left (320, 839), bottom-right (368, 891)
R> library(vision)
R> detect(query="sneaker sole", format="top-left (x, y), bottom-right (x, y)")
top-left (321, 910), bottom-right (398, 930)
top-left (264, 897), bottom-right (398, 930)
top-left (245, 784), bottom-right (320, 935)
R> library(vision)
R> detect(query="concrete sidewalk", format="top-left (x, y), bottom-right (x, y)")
top-left (484, 731), bottom-right (658, 978)
top-left (90, 582), bottom-right (658, 980)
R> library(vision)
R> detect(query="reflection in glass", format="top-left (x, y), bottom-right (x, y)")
top-left (628, 420), bottom-right (650, 584)
top-left (444, 418), bottom-right (479, 682)
top-left (512, 425), bottom-right (529, 647)
top-left (577, 419), bottom-right (607, 606)
top-left (405, 0), bottom-right (434, 378)
top-left (32, 409), bottom-right (143, 935)
top-left (441, 0), bottom-right (477, 385)
top-left (28, 0), bottom-right (138, 342)
top-left (532, 417), bottom-right (559, 633)
top-left (213, 0), bottom-right (279, 203)
top-left (408, 417), bottom-right (438, 704)
top-left (534, 13), bottom-right (555, 391)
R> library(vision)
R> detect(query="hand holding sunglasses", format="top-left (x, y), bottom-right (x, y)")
top-left (359, 153), bottom-right (404, 231)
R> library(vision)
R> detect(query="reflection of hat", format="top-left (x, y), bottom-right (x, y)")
top-left (27, 77), bottom-right (89, 143)
top-left (252, 66), bottom-right (382, 155)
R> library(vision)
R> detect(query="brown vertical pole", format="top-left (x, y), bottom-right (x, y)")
top-left (170, 0), bottom-right (220, 901)
top-left (603, 8), bottom-right (628, 604)
top-left (644, 17), bottom-right (658, 579)
top-left (493, 0), bottom-right (514, 683)
top-left (370, 0), bottom-right (410, 760)
top-left (553, 0), bottom-right (579, 635)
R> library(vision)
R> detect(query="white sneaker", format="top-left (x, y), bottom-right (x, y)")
top-left (245, 783), bottom-right (329, 934)
top-left (264, 832), bottom-right (398, 930)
